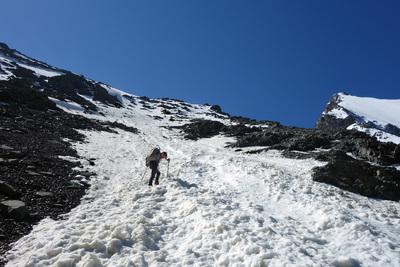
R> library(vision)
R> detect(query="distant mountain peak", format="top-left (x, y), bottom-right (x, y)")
top-left (316, 92), bottom-right (400, 144)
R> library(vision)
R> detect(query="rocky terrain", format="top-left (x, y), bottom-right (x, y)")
top-left (0, 82), bottom-right (137, 267)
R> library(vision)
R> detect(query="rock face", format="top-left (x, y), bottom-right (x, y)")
top-left (0, 181), bottom-right (19, 196)
top-left (312, 150), bottom-right (400, 201)
top-left (315, 93), bottom-right (356, 129)
top-left (174, 119), bottom-right (260, 140)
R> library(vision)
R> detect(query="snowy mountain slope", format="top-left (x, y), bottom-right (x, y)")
top-left (0, 42), bottom-right (122, 112)
top-left (316, 92), bottom-right (400, 144)
top-left (0, 43), bottom-right (65, 80)
top-left (4, 92), bottom-right (400, 267)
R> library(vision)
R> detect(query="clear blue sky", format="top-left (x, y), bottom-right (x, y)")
top-left (1, 0), bottom-right (399, 128)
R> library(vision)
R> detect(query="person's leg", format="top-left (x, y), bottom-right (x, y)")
top-left (155, 169), bottom-right (161, 185)
top-left (149, 161), bottom-right (158, 185)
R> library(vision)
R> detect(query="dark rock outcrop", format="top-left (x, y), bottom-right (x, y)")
top-left (173, 119), bottom-right (263, 140)
top-left (313, 150), bottom-right (400, 201)
top-left (0, 181), bottom-right (19, 196)
top-left (178, 120), bottom-right (226, 140)
top-left (315, 93), bottom-right (356, 129)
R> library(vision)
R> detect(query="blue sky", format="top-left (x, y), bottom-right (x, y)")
top-left (1, 0), bottom-right (399, 128)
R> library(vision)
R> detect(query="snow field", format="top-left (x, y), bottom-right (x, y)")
top-left (5, 97), bottom-right (400, 266)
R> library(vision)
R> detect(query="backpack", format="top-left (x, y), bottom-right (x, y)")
top-left (146, 147), bottom-right (161, 163)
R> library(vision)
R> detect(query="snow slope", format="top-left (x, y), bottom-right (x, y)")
top-left (4, 93), bottom-right (400, 266)
top-left (324, 93), bottom-right (400, 144)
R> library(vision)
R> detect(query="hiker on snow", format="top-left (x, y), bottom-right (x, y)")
top-left (145, 148), bottom-right (170, 186)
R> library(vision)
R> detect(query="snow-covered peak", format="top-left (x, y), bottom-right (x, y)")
top-left (316, 92), bottom-right (400, 144)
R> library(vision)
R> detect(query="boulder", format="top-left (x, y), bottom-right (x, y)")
top-left (0, 200), bottom-right (29, 220)
top-left (35, 191), bottom-right (54, 197)
top-left (0, 180), bottom-right (19, 196)
top-left (0, 158), bottom-right (19, 166)
top-left (179, 120), bottom-right (226, 140)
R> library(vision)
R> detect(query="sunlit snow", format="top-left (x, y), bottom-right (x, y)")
top-left (17, 63), bottom-right (63, 78)
top-left (326, 93), bottom-right (400, 144)
top-left (50, 97), bottom-right (86, 113)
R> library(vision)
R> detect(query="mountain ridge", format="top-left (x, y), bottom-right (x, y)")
top-left (1, 42), bottom-right (400, 266)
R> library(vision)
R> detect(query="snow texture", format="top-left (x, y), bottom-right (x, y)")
top-left (4, 92), bottom-right (400, 267)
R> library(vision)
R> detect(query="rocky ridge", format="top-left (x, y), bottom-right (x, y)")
top-left (1, 42), bottom-right (122, 113)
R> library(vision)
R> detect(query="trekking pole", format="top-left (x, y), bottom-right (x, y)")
top-left (140, 166), bottom-right (148, 184)
top-left (166, 161), bottom-right (170, 179)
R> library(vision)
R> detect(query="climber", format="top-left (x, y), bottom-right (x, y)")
top-left (145, 148), bottom-right (170, 186)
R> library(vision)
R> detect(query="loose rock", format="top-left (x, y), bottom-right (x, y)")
top-left (0, 200), bottom-right (29, 220)
top-left (0, 181), bottom-right (19, 196)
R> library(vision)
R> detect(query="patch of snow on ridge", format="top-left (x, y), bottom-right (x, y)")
top-left (49, 97), bottom-right (85, 113)
top-left (17, 63), bottom-right (63, 78)
top-left (99, 83), bottom-right (127, 104)
top-left (1, 53), bottom-right (64, 80)
top-left (348, 123), bottom-right (400, 144)
top-left (325, 107), bottom-right (348, 119)
top-left (0, 56), bottom-right (14, 80)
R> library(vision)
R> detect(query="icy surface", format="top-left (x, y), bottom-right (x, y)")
top-left (5, 93), bottom-right (400, 266)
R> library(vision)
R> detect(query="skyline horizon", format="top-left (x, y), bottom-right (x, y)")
top-left (1, 1), bottom-right (399, 128)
